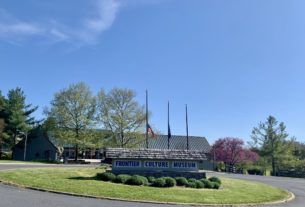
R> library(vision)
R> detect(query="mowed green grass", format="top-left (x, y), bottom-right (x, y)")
top-left (0, 160), bottom-right (57, 164)
top-left (0, 168), bottom-right (290, 205)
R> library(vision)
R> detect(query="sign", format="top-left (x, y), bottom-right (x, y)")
top-left (113, 159), bottom-right (199, 171)
top-left (114, 160), bottom-right (141, 168)
top-left (172, 161), bottom-right (197, 170)
top-left (144, 161), bottom-right (169, 168)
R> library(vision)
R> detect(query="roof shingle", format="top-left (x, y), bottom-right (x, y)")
top-left (106, 148), bottom-right (207, 160)
top-left (143, 135), bottom-right (211, 153)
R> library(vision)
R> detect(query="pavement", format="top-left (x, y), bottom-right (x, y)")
top-left (206, 172), bottom-right (305, 207)
top-left (0, 164), bottom-right (304, 207)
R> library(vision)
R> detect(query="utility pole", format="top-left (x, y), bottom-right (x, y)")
top-left (186, 104), bottom-right (189, 150)
top-left (23, 131), bottom-right (28, 161)
top-left (145, 90), bottom-right (148, 149)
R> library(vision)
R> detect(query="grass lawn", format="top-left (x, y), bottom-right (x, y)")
top-left (0, 168), bottom-right (290, 205)
top-left (0, 160), bottom-right (59, 164)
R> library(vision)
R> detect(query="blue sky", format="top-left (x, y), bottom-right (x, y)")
top-left (1, 0), bottom-right (304, 144)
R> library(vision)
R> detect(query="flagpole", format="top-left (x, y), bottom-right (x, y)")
top-left (146, 90), bottom-right (148, 149)
top-left (168, 101), bottom-right (170, 150)
top-left (186, 104), bottom-right (189, 150)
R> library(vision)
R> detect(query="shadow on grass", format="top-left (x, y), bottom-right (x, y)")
top-left (68, 176), bottom-right (99, 181)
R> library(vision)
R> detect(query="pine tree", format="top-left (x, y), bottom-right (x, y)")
top-left (251, 116), bottom-right (289, 175)
top-left (5, 88), bottom-right (38, 147)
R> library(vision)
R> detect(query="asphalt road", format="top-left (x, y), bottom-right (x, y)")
top-left (206, 172), bottom-right (305, 207)
top-left (0, 164), bottom-right (304, 207)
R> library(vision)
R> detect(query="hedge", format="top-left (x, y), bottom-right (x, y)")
top-left (147, 176), bottom-right (155, 183)
top-left (97, 172), bottom-right (116, 182)
top-left (164, 177), bottom-right (176, 187)
top-left (114, 174), bottom-right (131, 184)
top-left (126, 175), bottom-right (148, 186)
top-left (96, 172), bottom-right (221, 189)
top-left (153, 178), bottom-right (166, 187)
top-left (208, 176), bottom-right (221, 184)
top-left (175, 177), bottom-right (188, 186)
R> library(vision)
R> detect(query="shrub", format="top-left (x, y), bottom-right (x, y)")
top-left (0, 152), bottom-right (12, 160)
top-left (152, 178), bottom-right (166, 187)
top-left (186, 181), bottom-right (197, 188)
top-left (126, 175), bottom-right (148, 186)
top-left (200, 179), bottom-right (213, 189)
top-left (216, 161), bottom-right (225, 171)
top-left (97, 172), bottom-right (116, 182)
top-left (175, 177), bottom-right (188, 186)
top-left (195, 180), bottom-right (204, 188)
top-left (212, 182), bottom-right (220, 189)
top-left (114, 174), bottom-right (131, 184)
top-left (147, 176), bottom-right (155, 183)
top-left (164, 177), bottom-right (176, 187)
top-left (248, 167), bottom-right (264, 175)
top-left (208, 177), bottom-right (221, 184)
top-left (140, 176), bottom-right (149, 186)
top-left (188, 178), bottom-right (197, 183)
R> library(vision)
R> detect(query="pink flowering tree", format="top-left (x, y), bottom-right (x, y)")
top-left (212, 137), bottom-right (258, 166)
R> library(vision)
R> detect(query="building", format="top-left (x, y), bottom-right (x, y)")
top-left (12, 128), bottom-right (58, 161)
top-left (12, 128), bottom-right (212, 164)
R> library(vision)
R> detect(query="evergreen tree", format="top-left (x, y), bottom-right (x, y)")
top-left (0, 90), bottom-right (9, 123)
top-left (0, 91), bottom-right (8, 157)
top-left (251, 116), bottom-right (289, 175)
top-left (5, 88), bottom-right (38, 147)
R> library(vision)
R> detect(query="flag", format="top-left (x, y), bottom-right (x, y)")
top-left (147, 123), bottom-right (155, 137)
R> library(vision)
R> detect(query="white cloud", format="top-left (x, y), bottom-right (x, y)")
top-left (0, 0), bottom-right (121, 46)
top-left (85, 0), bottom-right (120, 32)
top-left (0, 9), bottom-right (42, 40)
top-left (0, 23), bottom-right (42, 35)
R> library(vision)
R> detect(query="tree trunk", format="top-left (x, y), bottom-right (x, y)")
top-left (121, 131), bottom-right (124, 148)
top-left (74, 144), bottom-right (78, 161)
top-left (13, 133), bottom-right (17, 146)
top-left (75, 128), bottom-right (79, 161)
top-left (271, 156), bottom-right (276, 176)
top-left (0, 143), bottom-right (2, 159)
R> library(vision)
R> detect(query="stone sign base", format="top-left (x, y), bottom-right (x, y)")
top-left (110, 170), bottom-right (206, 179)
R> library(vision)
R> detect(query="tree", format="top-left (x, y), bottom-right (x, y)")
top-left (46, 82), bottom-right (96, 161)
top-left (97, 88), bottom-right (146, 147)
top-left (0, 90), bottom-right (6, 118)
top-left (0, 119), bottom-right (7, 158)
top-left (251, 116), bottom-right (289, 175)
top-left (4, 88), bottom-right (38, 147)
top-left (212, 137), bottom-right (258, 166)
top-left (0, 91), bottom-right (7, 157)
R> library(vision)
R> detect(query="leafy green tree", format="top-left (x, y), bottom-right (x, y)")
top-left (5, 88), bottom-right (38, 147)
top-left (0, 119), bottom-right (8, 158)
top-left (0, 91), bottom-right (9, 157)
top-left (251, 116), bottom-right (290, 175)
top-left (46, 82), bottom-right (96, 161)
top-left (290, 139), bottom-right (305, 160)
top-left (97, 88), bottom-right (146, 147)
top-left (0, 90), bottom-right (6, 117)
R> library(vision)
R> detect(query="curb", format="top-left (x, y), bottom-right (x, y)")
top-left (0, 179), bottom-right (295, 207)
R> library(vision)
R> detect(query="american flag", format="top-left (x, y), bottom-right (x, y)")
top-left (147, 124), bottom-right (155, 137)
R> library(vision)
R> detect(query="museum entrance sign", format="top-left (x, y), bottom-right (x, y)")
top-left (105, 148), bottom-right (207, 172)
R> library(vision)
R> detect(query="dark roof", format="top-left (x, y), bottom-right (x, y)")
top-left (105, 148), bottom-right (207, 160)
top-left (13, 127), bottom-right (57, 151)
top-left (143, 135), bottom-right (211, 153)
